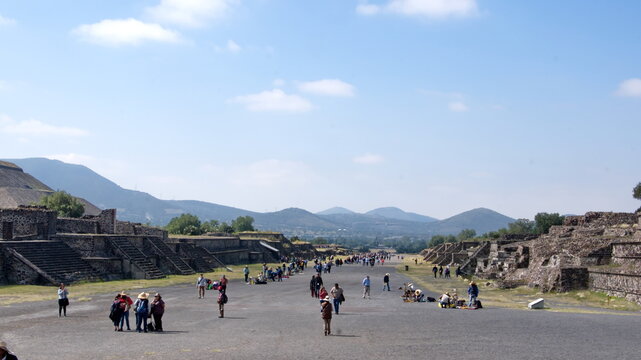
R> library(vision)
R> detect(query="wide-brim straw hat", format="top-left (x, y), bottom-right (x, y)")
top-left (120, 291), bottom-right (128, 296)
top-left (470, 281), bottom-right (476, 285)
top-left (137, 292), bottom-right (149, 299)
top-left (0, 341), bottom-right (8, 352)
top-left (415, 289), bottom-right (422, 295)
top-left (385, 273), bottom-right (390, 276)
top-left (323, 296), bottom-right (331, 301)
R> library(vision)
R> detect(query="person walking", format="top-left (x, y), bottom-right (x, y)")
top-left (0, 341), bottom-right (19, 360)
top-left (438, 266), bottom-right (444, 278)
top-left (362, 275), bottom-right (371, 299)
top-left (321, 296), bottom-right (333, 336)
top-left (455, 266), bottom-right (462, 278)
top-left (57, 283), bottom-right (69, 317)
top-left (383, 273), bottom-right (391, 291)
top-left (217, 287), bottom-right (227, 318)
top-left (468, 281), bottom-right (479, 307)
top-left (118, 291), bottom-right (133, 331)
top-left (196, 274), bottom-right (207, 299)
top-left (330, 283), bottom-right (344, 315)
top-left (150, 293), bottom-right (165, 332)
top-left (444, 266), bottom-right (451, 279)
top-left (133, 292), bottom-right (150, 333)
top-left (319, 286), bottom-right (328, 301)
top-left (219, 274), bottom-right (228, 291)
top-left (243, 266), bottom-right (250, 283)
top-left (432, 266), bottom-right (438, 279)
top-left (314, 275), bottom-right (324, 298)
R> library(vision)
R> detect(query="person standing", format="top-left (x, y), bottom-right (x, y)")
top-left (219, 274), bottom-right (228, 291)
top-left (0, 341), bottom-right (19, 360)
top-left (455, 266), bottom-right (462, 278)
top-left (314, 275), bottom-right (323, 298)
top-left (119, 291), bottom-right (133, 331)
top-left (217, 288), bottom-right (227, 318)
top-left (438, 266), bottom-right (444, 278)
top-left (321, 296), bottom-right (333, 336)
top-left (310, 275), bottom-right (317, 297)
top-left (444, 266), bottom-right (451, 279)
top-left (243, 266), bottom-right (250, 283)
top-left (57, 283), bottom-right (69, 317)
top-left (133, 292), bottom-right (150, 333)
top-left (330, 283), bottom-right (343, 315)
top-left (362, 275), bottom-right (371, 299)
top-left (432, 266), bottom-right (438, 279)
top-left (109, 294), bottom-right (125, 331)
top-left (150, 293), bottom-right (165, 332)
top-left (383, 273), bottom-right (390, 291)
top-left (196, 274), bottom-right (207, 299)
top-left (468, 281), bottom-right (479, 307)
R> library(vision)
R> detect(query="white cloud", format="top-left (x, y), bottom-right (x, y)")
top-left (448, 101), bottom-right (468, 112)
top-left (356, 4), bottom-right (381, 15)
top-left (0, 115), bottom-right (89, 137)
top-left (215, 39), bottom-right (241, 53)
top-left (229, 89), bottom-right (313, 112)
top-left (298, 79), bottom-right (355, 97)
top-left (358, 0), bottom-right (479, 18)
top-left (145, 0), bottom-right (234, 28)
top-left (0, 14), bottom-right (16, 26)
top-left (353, 153), bottom-right (384, 164)
top-left (73, 18), bottom-right (181, 46)
top-left (615, 78), bottom-right (641, 98)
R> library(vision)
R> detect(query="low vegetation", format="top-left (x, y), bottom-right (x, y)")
top-left (165, 214), bottom-right (255, 235)
top-left (37, 191), bottom-right (84, 218)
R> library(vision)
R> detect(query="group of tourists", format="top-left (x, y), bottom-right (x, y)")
top-left (431, 265), bottom-right (462, 279)
top-left (437, 281), bottom-right (481, 309)
top-left (108, 291), bottom-right (165, 332)
top-left (196, 273), bottom-right (228, 318)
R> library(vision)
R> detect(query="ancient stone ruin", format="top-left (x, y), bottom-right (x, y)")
top-left (422, 212), bottom-right (641, 305)
top-left (0, 161), bottom-right (316, 285)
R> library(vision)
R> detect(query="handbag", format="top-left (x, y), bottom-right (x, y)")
top-left (62, 298), bottom-right (70, 306)
top-left (338, 293), bottom-right (345, 303)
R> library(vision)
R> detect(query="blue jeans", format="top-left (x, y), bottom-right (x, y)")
top-left (469, 295), bottom-right (477, 307)
top-left (119, 310), bottom-right (130, 329)
top-left (383, 283), bottom-right (390, 291)
top-left (136, 312), bottom-right (148, 332)
top-left (333, 298), bottom-right (340, 314)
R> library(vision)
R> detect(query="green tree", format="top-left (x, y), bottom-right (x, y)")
top-left (201, 220), bottom-right (219, 233)
top-left (457, 229), bottom-right (477, 241)
top-left (507, 219), bottom-right (536, 234)
top-left (217, 222), bottom-right (234, 234)
top-left (165, 214), bottom-right (203, 235)
top-left (634, 182), bottom-right (641, 200)
top-left (534, 212), bottom-right (564, 234)
top-left (231, 216), bottom-right (255, 232)
top-left (38, 191), bottom-right (84, 218)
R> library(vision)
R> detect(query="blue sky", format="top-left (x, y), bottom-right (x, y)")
top-left (1, 0), bottom-right (640, 219)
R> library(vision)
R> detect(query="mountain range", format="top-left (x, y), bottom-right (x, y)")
top-left (4, 158), bottom-right (516, 238)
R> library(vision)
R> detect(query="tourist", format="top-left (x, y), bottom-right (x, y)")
top-left (133, 292), bottom-right (150, 333)
top-left (150, 293), bottom-right (165, 332)
top-left (0, 341), bottom-right (18, 360)
top-left (243, 266), bottom-right (250, 283)
top-left (119, 291), bottom-right (133, 331)
top-left (438, 266), bottom-right (443, 278)
top-left (432, 266), bottom-right (438, 278)
top-left (320, 296), bottom-right (333, 336)
top-left (57, 283), bottom-right (69, 317)
top-left (109, 294), bottom-right (125, 331)
top-left (414, 289), bottom-right (425, 302)
top-left (319, 286), bottom-right (328, 301)
top-left (310, 275), bottom-right (317, 297)
top-left (330, 283), bottom-right (344, 314)
top-left (383, 273), bottom-right (390, 291)
top-left (444, 266), bottom-right (451, 279)
top-left (468, 281), bottom-right (479, 307)
top-left (362, 275), bottom-right (371, 299)
top-left (196, 274), bottom-right (207, 299)
top-left (455, 266), bottom-right (462, 278)
top-left (314, 275), bottom-right (324, 298)
top-left (219, 274), bottom-right (228, 291)
top-left (438, 292), bottom-right (451, 308)
top-left (217, 287), bottom-right (227, 318)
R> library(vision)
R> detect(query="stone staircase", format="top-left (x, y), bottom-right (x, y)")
top-left (146, 237), bottom-right (195, 275)
top-left (108, 237), bottom-right (165, 279)
top-left (1, 240), bottom-right (101, 284)
top-left (459, 241), bottom-right (490, 275)
top-left (179, 243), bottom-right (226, 272)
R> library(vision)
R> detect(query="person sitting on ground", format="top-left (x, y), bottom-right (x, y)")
top-left (0, 341), bottom-right (18, 360)
top-left (255, 273), bottom-right (267, 284)
top-left (438, 292), bottom-right (451, 308)
top-left (414, 289), bottom-right (425, 302)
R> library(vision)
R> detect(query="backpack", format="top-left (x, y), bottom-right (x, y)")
top-left (218, 293), bottom-right (228, 304)
top-left (136, 299), bottom-right (149, 313)
top-left (108, 302), bottom-right (117, 320)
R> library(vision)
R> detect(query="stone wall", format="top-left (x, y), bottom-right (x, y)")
top-left (563, 212), bottom-right (638, 227)
top-left (1, 250), bottom-right (45, 285)
top-left (83, 257), bottom-right (124, 280)
top-left (590, 270), bottom-right (641, 305)
top-left (56, 218), bottom-right (98, 234)
top-left (0, 207), bottom-right (56, 240)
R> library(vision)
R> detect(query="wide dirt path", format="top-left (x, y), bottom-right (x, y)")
top-left (1, 259), bottom-right (639, 359)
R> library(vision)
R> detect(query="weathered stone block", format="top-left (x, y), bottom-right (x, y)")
top-left (528, 298), bottom-right (545, 309)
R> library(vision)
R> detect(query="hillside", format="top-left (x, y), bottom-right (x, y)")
top-left (3, 158), bottom-right (516, 238)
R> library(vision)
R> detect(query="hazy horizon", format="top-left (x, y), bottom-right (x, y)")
top-left (1, 1), bottom-right (639, 219)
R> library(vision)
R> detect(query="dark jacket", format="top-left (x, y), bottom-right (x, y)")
top-left (315, 276), bottom-right (323, 288)
top-left (321, 301), bottom-right (333, 319)
top-left (468, 285), bottom-right (479, 297)
top-left (383, 275), bottom-right (389, 283)
top-left (310, 277), bottom-right (316, 291)
top-left (6, 353), bottom-right (19, 360)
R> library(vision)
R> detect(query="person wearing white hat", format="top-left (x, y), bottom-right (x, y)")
top-left (0, 341), bottom-right (19, 360)
top-left (133, 292), bottom-right (150, 333)
top-left (383, 273), bottom-right (391, 291)
top-left (320, 296), bottom-right (333, 336)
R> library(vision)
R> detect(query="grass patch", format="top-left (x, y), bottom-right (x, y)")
top-left (0, 262), bottom-right (283, 306)
top-left (396, 257), bottom-right (641, 314)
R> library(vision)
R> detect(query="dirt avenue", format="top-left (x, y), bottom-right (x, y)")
top-left (1, 259), bottom-right (639, 360)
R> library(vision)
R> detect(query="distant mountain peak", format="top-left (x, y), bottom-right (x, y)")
top-left (316, 207), bottom-right (356, 216)
top-left (366, 207), bottom-right (438, 223)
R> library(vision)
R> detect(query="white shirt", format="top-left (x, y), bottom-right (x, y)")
top-left (197, 277), bottom-right (207, 286)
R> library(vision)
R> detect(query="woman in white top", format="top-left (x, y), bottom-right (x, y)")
top-left (58, 283), bottom-right (69, 317)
